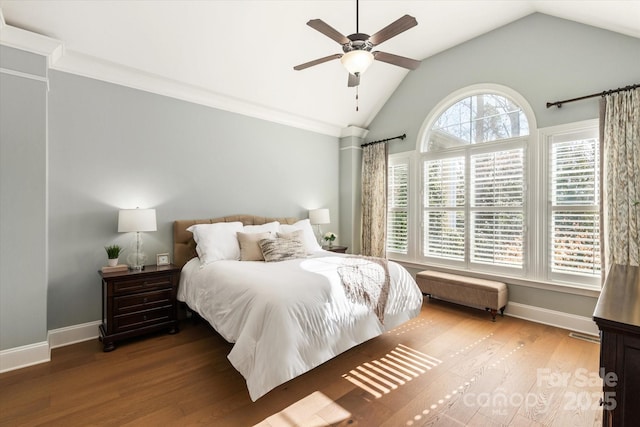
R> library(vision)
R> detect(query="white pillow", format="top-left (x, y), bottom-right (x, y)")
top-left (187, 222), bottom-right (243, 266)
top-left (243, 221), bottom-right (280, 234)
top-left (279, 219), bottom-right (322, 253)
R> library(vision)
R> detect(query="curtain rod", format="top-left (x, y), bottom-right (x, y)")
top-left (546, 83), bottom-right (639, 109)
top-left (361, 133), bottom-right (406, 148)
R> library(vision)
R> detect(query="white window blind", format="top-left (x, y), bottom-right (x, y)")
top-left (470, 149), bottom-right (524, 268)
top-left (423, 157), bottom-right (465, 260)
top-left (550, 135), bottom-right (600, 277)
top-left (387, 162), bottom-right (409, 254)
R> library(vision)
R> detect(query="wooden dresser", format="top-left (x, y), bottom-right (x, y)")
top-left (593, 264), bottom-right (640, 427)
top-left (99, 264), bottom-right (181, 352)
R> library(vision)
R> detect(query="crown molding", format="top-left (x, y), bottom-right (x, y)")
top-left (0, 13), bottom-right (63, 67)
top-left (340, 125), bottom-right (369, 139)
top-left (52, 50), bottom-right (343, 137)
top-left (0, 17), bottom-right (343, 138)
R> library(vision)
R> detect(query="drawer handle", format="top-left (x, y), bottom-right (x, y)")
top-left (143, 298), bottom-right (148, 303)
top-left (143, 315), bottom-right (147, 321)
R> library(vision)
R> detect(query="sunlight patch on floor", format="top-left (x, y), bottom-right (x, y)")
top-left (342, 344), bottom-right (442, 399)
top-left (388, 318), bottom-right (432, 336)
top-left (254, 391), bottom-right (351, 427)
top-left (405, 342), bottom-right (526, 426)
top-left (450, 332), bottom-right (494, 358)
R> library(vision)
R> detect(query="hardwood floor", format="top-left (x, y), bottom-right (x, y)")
top-left (0, 299), bottom-right (602, 426)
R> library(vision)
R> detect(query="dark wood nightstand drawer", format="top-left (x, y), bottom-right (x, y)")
top-left (113, 307), bottom-right (173, 332)
top-left (99, 264), bottom-right (181, 351)
top-left (112, 275), bottom-right (173, 295)
top-left (114, 289), bottom-right (173, 315)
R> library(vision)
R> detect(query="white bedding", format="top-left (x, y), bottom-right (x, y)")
top-left (177, 252), bottom-right (423, 401)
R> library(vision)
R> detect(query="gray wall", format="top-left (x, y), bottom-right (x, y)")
top-left (0, 46), bottom-right (48, 349)
top-left (363, 13), bottom-right (640, 317)
top-left (368, 13), bottom-right (640, 150)
top-left (45, 72), bottom-right (339, 330)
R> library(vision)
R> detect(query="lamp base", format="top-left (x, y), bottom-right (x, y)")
top-left (129, 265), bottom-right (144, 272)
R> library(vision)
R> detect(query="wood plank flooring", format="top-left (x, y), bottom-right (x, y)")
top-left (0, 299), bottom-right (603, 426)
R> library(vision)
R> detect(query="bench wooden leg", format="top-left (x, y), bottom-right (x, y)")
top-left (486, 308), bottom-right (498, 322)
top-left (500, 306), bottom-right (505, 317)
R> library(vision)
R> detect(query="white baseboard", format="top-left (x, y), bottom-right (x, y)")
top-left (48, 320), bottom-right (101, 349)
top-left (0, 320), bottom-right (100, 373)
top-left (505, 302), bottom-right (599, 337)
top-left (0, 341), bottom-right (50, 373)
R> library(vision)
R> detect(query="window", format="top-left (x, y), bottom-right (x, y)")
top-left (422, 92), bottom-right (529, 275)
top-left (470, 148), bottom-right (524, 268)
top-left (548, 129), bottom-right (601, 281)
top-left (387, 157), bottom-right (409, 255)
top-left (386, 84), bottom-right (601, 290)
top-left (423, 156), bottom-right (465, 260)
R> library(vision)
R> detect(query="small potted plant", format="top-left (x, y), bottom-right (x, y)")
top-left (323, 232), bottom-right (337, 247)
top-left (105, 245), bottom-right (123, 267)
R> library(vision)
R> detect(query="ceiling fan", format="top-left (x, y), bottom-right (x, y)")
top-left (293, 0), bottom-right (420, 87)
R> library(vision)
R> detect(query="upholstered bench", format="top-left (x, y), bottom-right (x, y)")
top-left (416, 270), bottom-right (508, 321)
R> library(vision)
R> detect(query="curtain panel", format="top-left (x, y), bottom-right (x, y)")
top-left (361, 143), bottom-right (388, 257)
top-left (602, 87), bottom-right (640, 270)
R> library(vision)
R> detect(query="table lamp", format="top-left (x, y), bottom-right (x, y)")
top-left (118, 208), bottom-right (157, 271)
top-left (309, 208), bottom-right (330, 243)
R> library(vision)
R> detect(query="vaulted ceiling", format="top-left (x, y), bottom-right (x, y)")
top-left (1, 1), bottom-right (638, 136)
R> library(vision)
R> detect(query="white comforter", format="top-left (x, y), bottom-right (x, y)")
top-left (177, 252), bottom-right (423, 401)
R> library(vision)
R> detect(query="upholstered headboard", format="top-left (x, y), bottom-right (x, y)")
top-left (173, 214), bottom-right (299, 268)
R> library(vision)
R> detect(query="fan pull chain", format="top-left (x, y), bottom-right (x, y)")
top-left (356, 87), bottom-right (359, 112)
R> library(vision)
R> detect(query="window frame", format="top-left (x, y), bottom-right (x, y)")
top-left (385, 84), bottom-right (602, 292)
top-left (418, 85), bottom-right (533, 278)
top-left (387, 152), bottom-right (415, 261)
top-left (539, 120), bottom-right (601, 289)
top-left (420, 132), bottom-right (529, 277)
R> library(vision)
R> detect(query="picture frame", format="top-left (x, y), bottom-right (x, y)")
top-left (156, 253), bottom-right (170, 266)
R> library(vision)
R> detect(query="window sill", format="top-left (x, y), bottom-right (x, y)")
top-left (392, 258), bottom-right (602, 298)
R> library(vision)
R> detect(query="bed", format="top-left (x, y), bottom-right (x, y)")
top-left (174, 214), bottom-right (423, 401)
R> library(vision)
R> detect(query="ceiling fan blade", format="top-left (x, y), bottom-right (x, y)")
top-left (293, 53), bottom-right (342, 71)
top-left (373, 51), bottom-right (421, 70)
top-left (307, 19), bottom-right (350, 45)
top-left (369, 15), bottom-right (418, 46)
top-left (348, 73), bottom-right (360, 87)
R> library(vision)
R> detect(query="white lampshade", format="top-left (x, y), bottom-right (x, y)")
top-left (118, 208), bottom-right (157, 232)
top-left (309, 208), bottom-right (330, 225)
top-left (340, 50), bottom-right (374, 75)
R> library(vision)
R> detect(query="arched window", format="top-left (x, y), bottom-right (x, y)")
top-left (424, 93), bottom-right (529, 151)
top-left (419, 87), bottom-right (533, 275)
top-left (387, 85), bottom-right (601, 288)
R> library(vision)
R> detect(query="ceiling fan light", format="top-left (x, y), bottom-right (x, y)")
top-left (340, 50), bottom-right (374, 75)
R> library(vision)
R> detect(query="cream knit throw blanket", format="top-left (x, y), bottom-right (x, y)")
top-left (337, 255), bottom-right (390, 324)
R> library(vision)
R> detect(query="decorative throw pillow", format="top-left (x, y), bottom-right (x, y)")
top-left (237, 231), bottom-right (272, 261)
top-left (276, 229), bottom-right (305, 242)
top-left (278, 219), bottom-right (322, 254)
top-left (187, 222), bottom-right (243, 266)
top-left (259, 237), bottom-right (307, 262)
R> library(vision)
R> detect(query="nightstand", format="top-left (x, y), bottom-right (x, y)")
top-left (323, 245), bottom-right (348, 253)
top-left (99, 264), bottom-right (180, 352)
